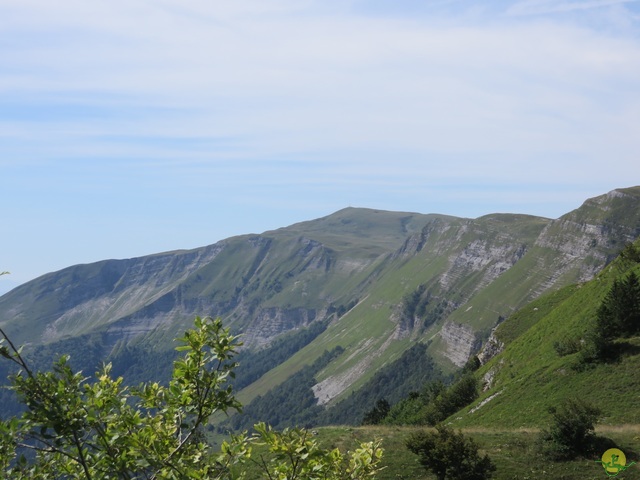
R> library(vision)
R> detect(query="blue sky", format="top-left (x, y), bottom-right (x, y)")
top-left (2, 0), bottom-right (640, 294)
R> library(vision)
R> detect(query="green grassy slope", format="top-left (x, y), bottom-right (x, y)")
top-left (453, 258), bottom-right (640, 429)
top-left (0, 209), bottom-right (433, 343)
top-left (267, 207), bottom-right (444, 252)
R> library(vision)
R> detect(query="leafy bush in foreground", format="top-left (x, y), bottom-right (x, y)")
top-left (0, 316), bottom-right (383, 479)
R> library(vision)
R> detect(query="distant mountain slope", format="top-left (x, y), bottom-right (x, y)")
top-left (1, 187), bottom-right (640, 417)
top-left (300, 187), bottom-right (640, 402)
top-left (0, 208), bottom-right (436, 348)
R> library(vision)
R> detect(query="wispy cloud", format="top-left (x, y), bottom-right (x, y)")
top-left (506, 0), bottom-right (639, 16)
top-left (2, 0), bottom-right (640, 285)
top-left (3, 4), bottom-right (639, 156)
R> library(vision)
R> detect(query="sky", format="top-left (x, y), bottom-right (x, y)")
top-left (2, 0), bottom-right (640, 294)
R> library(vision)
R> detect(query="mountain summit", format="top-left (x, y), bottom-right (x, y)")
top-left (1, 186), bottom-right (640, 412)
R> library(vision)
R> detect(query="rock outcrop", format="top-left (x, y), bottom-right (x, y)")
top-left (439, 321), bottom-right (481, 367)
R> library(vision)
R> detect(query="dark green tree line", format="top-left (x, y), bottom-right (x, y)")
top-left (581, 270), bottom-right (640, 364)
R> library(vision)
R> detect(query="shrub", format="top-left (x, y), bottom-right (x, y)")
top-left (406, 424), bottom-right (495, 480)
top-left (553, 337), bottom-right (582, 357)
top-left (538, 398), bottom-right (602, 460)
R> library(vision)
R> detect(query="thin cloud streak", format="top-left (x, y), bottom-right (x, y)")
top-left (3, 9), bottom-right (638, 152)
top-left (1, 0), bottom-right (639, 287)
top-left (506, 0), bottom-right (639, 16)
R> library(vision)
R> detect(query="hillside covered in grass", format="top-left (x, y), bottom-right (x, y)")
top-left (451, 242), bottom-right (640, 429)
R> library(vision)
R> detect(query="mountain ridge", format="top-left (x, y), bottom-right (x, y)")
top-left (2, 186), bottom-right (640, 418)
